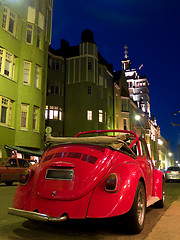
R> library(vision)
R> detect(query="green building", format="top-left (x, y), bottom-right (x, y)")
top-left (46, 30), bottom-right (114, 137)
top-left (0, 0), bottom-right (53, 157)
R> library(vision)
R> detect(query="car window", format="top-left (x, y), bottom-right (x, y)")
top-left (168, 167), bottom-right (180, 171)
top-left (6, 158), bottom-right (17, 167)
top-left (140, 140), bottom-right (150, 159)
top-left (18, 159), bottom-right (29, 168)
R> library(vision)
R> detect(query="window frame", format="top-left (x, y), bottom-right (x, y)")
top-left (26, 23), bottom-right (33, 44)
top-left (0, 48), bottom-right (15, 80)
top-left (35, 64), bottom-right (41, 89)
top-left (99, 110), bottom-right (103, 123)
top-left (2, 7), bottom-right (17, 37)
top-left (23, 61), bottom-right (31, 85)
top-left (0, 96), bottom-right (12, 126)
top-left (33, 106), bottom-right (39, 132)
top-left (20, 104), bottom-right (29, 130)
top-left (87, 110), bottom-right (92, 121)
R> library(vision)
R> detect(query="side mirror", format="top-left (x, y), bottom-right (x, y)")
top-left (5, 164), bottom-right (11, 168)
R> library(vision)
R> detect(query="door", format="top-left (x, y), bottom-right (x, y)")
top-left (2, 158), bottom-right (19, 182)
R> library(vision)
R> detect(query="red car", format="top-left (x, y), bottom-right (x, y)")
top-left (0, 157), bottom-right (31, 186)
top-left (8, 130), bottom-right (165, 233)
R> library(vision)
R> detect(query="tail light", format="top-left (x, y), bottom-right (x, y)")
top-left (166, 171), bottom-right (171, 173)
top-left (20, 169), bottom-right (35, 185)
top-left (105, 173), bottom-right (120, 192)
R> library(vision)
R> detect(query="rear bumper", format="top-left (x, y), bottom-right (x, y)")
top-left (8, 207), bottom-right (67, 222)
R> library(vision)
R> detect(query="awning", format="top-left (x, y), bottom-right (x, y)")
top-left (4, 145), bottom-right (44, 157)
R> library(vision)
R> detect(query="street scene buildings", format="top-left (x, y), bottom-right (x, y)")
top-left (0, 1), bottom-right (175, 170)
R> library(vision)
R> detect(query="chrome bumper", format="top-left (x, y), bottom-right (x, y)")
top-left (8, 207), bottom-right (68, 222)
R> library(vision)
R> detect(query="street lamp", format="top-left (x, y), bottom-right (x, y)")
top-left (168, 152), bottom-right (173, 157)
top-left (135, 115), bottom-right (141, 121)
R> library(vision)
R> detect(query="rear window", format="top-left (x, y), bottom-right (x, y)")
top-left (168, 166), bottom-right (180, 171)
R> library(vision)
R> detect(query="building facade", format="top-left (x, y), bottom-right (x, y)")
top-left (0, 0), bottom-right (53, 157)
top-left (46, 30), bottom-right (114, 137)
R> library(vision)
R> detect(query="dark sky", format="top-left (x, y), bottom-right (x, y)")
top-left (51, 0), bottom-right (180, 159)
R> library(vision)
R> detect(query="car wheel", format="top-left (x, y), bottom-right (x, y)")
top-left (5, 181), bottom-right (13, 186)
top-left (124, 181), bottom-right (146, 234)
top-left (154, 178), bottom-right (165, 208)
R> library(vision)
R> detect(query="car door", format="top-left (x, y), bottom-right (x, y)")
top-left (139, 139), bottom-right (153, 200)
top-left (2, 158), bottom-right (19, 182)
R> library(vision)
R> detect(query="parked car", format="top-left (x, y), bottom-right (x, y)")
top-left (0, 157), bottom-right (31, 186)
top-left (165, 166), bottom-right (180, 182)
top-left (8, 130), bottom-right (165, 233)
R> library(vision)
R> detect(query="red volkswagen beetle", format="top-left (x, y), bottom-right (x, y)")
top-left (8, 130), bottom-right (165, 233)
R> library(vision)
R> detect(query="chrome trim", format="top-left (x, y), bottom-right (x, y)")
top-left (8, 207), bottom-right (68, 222)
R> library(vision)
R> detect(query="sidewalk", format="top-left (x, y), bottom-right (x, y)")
top-left (145, 201), bottom-right (180, 240)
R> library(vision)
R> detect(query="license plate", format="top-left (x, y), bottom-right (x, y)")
top-left (46, 169), bottom-right (74, 181)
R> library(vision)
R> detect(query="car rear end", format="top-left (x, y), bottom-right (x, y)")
top-left (165, 166), bottom-right (180, 182)
top-left (10, 143), bottom-right (120, 221)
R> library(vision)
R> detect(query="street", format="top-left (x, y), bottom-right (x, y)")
top-left (0, 183), bottom-right (180, 240)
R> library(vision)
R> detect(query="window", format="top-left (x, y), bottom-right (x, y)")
top-left (47, 106), bottom-right (62, 121)
top-left (6, 158), bottom-right (17, 167)
top-left (48, 82), bottom-right (62, 95)
top-left (49, 57), bottom-right (64, 71)
top-left (99, 110), bottom-right (103, 123)
top-left (87, 110), bottom-right (92, 120)
top-left (88, 86), bottom-right (91, 95)
top-left (122, 99), bottom-right (129, 112)
top-left (88, 62), bottom-right (92, 70)
top-left (35, 65), bottom-right (41, 88)
top-left (123, 118), bottom-right (127, 130)
top-left (28, 0), bottom-right (35, 7)
top-left (18, 159), bottom-right (29, 168)
top-left (0, 48), bottom-right (15, 80)
top-left (33, 106), bottom-right (39, 131)
top-left (23, 61), bottom-right (31, 85)
top-left (26, 23), bottom-right (33, 44)
top-left (21, 104), bottom-right (29, 129)
top-left (45, 105), bottom-right (48, 119)
top-left (2, 7), bottom-right (17, 36)
top-left (37, 28), bottom-right (42, 48)
top-left (0, 96), bottom-right (12, 126)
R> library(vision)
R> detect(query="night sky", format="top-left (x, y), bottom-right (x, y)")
top-left (51, 0), bottom-right (180, 159)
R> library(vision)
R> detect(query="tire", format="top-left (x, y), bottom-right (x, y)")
top-left (154, 178), bottom-right (165, 208)
top-left (124, 181), bottom-right (146, 234)
top-left (5, 181), bottom-right (13, 186)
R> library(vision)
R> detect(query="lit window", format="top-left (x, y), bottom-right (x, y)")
top-left (87, 110), bottom-right (92, 120)
top-left (35, 65), bottom-right (41, 89)
top-left (59, 108), bottom-right (62, 121)
top-left (33, 106), bottom-right (39, 131)
top-left (23, 61), bottom-right (31, 85)
top-left (99, 110), bottom-right (103, 123)
top-left (2, 7), bottom-right (17, 36)
top-left (0, 96), bottom-right (12, 126)
top-left (26, 23), bottom-right (33, 44)
top-left (21, 104), bottom-right (29, 129)
top-left (45, 105), bottom-right (48, 119)
top-left (48, 106), bottom-right (62, 120)
top-left (0, 48), bottom-right (15, 80)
